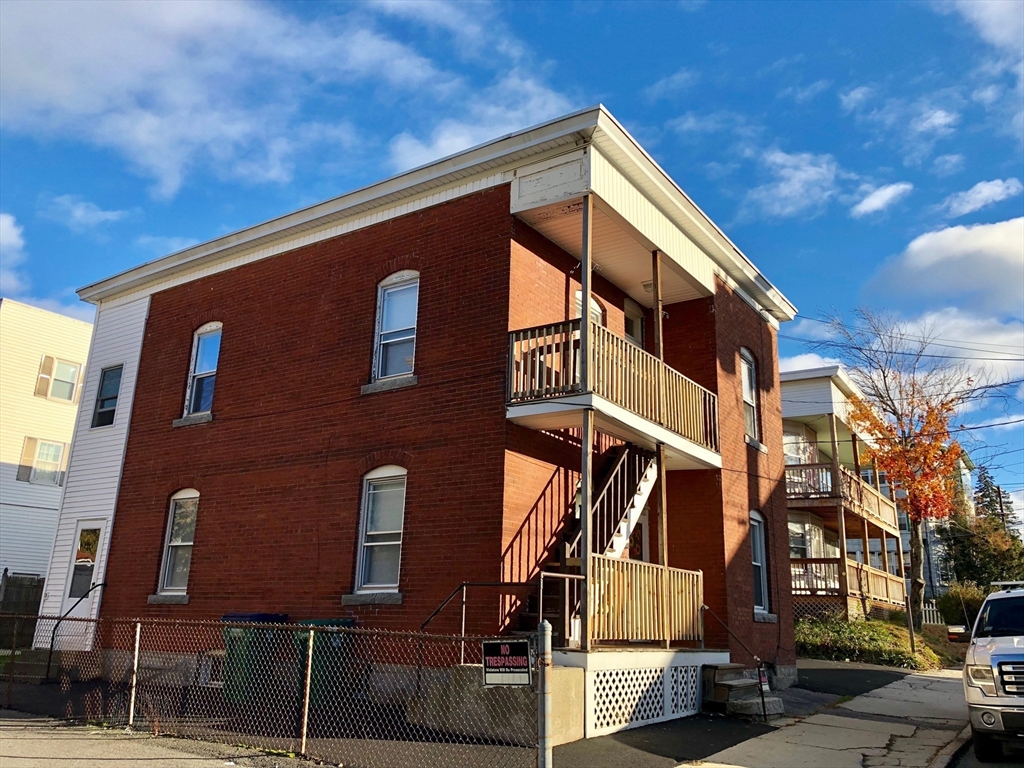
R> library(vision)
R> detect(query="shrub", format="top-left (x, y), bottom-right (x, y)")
top-left (936, 581), bottom-right (988, 627)
top-left (794, 616), bottom-right (939, 670)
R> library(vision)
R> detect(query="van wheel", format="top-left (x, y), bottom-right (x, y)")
top-left (973, 730), bottom-right (1002, 762)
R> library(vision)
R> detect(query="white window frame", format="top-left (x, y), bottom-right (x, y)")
top-left (574, 291), bottom-right (605, 326)
top-left (740, 348), bottom-right (760, 442)
top-left (49, 358), bottom-right (81, 402)
top-left (355, 465), bottom-right (407, 593)
top-left (184, 322), bottom-right (222, 416)
top-left (624, 299), bottom-right (645, 347)
top-left (158, 489), bottom-right (199, 594)
top-left (750, 510), bottom-right (770, 613)
top-left (372, 271), bottom-right (419, 382)
top-left (30, 440), bottom-right (64, 486)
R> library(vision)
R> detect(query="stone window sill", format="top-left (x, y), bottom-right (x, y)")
top-left (342, 592), bottom-right (403, 606)
top-left (148, 593), bottom-right (190, 605)
top-left (745, 436), bottom-right (768, 454)
top-left (360, 376), bottom-right (417, 396)
top-left (753, 611), bottom-right (777, 623)
top-left (172, 412), bottom-right (213, 428)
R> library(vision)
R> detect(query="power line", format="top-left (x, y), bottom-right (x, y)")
top-left (792, 314), bottom-right (1024, 353)
top-left (778, 333), bottom-right (1024, 362)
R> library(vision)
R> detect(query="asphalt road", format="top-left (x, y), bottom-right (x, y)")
top-left (952, 737), bottom-right (1024, 767)
top-left (796, 657), bottom-right (911, 697)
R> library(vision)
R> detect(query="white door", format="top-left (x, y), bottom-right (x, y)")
top-left (58, 520), bottom-right (106, 650)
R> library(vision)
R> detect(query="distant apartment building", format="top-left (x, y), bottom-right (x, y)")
top-left (0, 299), bottom-right (92, 592)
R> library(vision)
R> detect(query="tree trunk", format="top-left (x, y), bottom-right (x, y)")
top-left (909, 517), bottom-right (925, 631)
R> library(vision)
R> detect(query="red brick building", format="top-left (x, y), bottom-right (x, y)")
top-left (42, 107), bottom-right (799, 730)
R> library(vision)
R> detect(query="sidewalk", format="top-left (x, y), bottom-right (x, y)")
top-left (703, 668), bottom-right (967, 768)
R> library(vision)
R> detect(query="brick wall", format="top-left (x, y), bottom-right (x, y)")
top-left (100, 186), bottom-right (515, 636)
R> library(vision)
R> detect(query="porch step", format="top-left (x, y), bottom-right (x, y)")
top-left (709, 678), bottom-right (761, 703)
top-left (706, 662), bottom-right (746, 682)
top-left (726, 694), bottom-right (786, 719)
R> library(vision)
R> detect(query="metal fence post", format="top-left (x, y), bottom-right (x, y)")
top-left (300, 628), bottom-right (315, 756)
top-left (537, 620), bottom-right (553, 768)
top-left (127, 621), bottom-right (141, 728)
top-left (460, 584), bottom-right (467, 665)
top-left (6, 618), bottom-right (19, 709)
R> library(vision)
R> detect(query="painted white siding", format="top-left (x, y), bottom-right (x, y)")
top-left (780, 378), bottom-right (836, 420)
top-left (38, 297), bottom-right (149, 618)
top-left (0, 300), bottom-right (92, 579)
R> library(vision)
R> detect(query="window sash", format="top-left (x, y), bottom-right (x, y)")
top-left (375, 280), bottom-right (419, 380)
top-left (92, 366), bottom-right (123, 427)
top-left (357, 476), bottom-right (406, 591)
top-left (751, 518), bottom-right (769, 611)
top-left (49, 360), bottom-right (79, 401)
top-left (186, 329), bottom-right (221, 415)
top-left (161, 497), bottom-right (198, 592)
top-left (31, 441), bottom-right (63, 485)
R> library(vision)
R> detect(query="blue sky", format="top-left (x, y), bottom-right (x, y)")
top-left (0, 0), bottom-right (1021, 506)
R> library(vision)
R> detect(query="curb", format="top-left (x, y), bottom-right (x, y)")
top-left (926, 725), bottom-right (971, 768)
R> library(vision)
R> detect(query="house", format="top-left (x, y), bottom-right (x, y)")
top-left (0, 299), bottom-right (92, 610)
top-left (781, 366), bottom-right (907, 620)
top-left (39, 106), bottom-right (799, 734)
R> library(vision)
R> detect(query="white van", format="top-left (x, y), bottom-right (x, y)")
top-left (953, 585), bottom-right (1024, 762)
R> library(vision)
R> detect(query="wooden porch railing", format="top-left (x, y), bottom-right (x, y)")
top-left (785, 463), bottom-right (898, 530)
top-left (589, 554), bottom-right (703, 643)
top-left (846, 560), bottom-right (906, 606)
top-left (508, 320), bottom-right (720, 453)
top-left (789, 557), bottom-right (841, 595)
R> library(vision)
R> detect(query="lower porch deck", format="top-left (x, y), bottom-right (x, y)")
top-left (790, 556), bottom-right (907, 620)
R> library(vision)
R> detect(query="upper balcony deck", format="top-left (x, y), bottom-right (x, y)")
top-left (506, 318), bottom-right (720, 470)
top-left (785, 462), bottom-right (899, 533)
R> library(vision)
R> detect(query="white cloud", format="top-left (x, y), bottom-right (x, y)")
top-left (780, 352), bottom-right (840, 372)
top-left (743, 149), bottom-right (838, 219)
top-left (873, 218), bottom-right (1024, 316)
top-left (850, 182), bottom-right (914, 218)
top-left (941, 178), bottom-right (1024, 218)
top-left (910, 107), bottom-right (960, 134)
top-left (840, 85), bottom-right (874, 112)
top-left (368, 0), bottom-right (524, 60)
top-left (669, 111), bottom-right (733, 133)
top-left (0, 213), bottom-right (28, 295)
top-left (778, 79), bottom-right (832, 103)
top-left (0, 212), bottom-right (94, 321)
top-left (644, 68), bottom-right (700, 101)
top-left (40, 194), bottom-right (127, 232)
top-left (387, 70), bottom-right (574, 171)
top-left (947, 0), bottom-right (1024, 59)
top-left (844, 91), bottom-right (963, 164)
top-left (933, 154), bottom-right (965, 177)
top-left (972, 84), bottom-right (1002, 105)
top-left (0, 1), bottom-right (432, 198)
top-left (135, 235), bottom-right (201, 254)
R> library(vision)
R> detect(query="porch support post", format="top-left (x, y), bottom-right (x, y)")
top-left (872, 458), bottom-right (881, 492)
top-left (579, 194), bottom-right (594, 652)
top-left (836, 505), bottom-right (849, 612)
top-left (656, 443), bottom-right (669, 648)
top-left (851, 433), bottom-right (861, 478)
top-left (827, 414), bottom-right (842, 497)
top-left (652, 249), bottom-right (664, 359)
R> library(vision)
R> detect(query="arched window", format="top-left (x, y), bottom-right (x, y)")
top-left (185, 322), bottom-right (222, 415)
top-left (750, 510), bottom-right (769, 613)
top-left (160, 489), bottom-right (199, 593)
top-left (356, 466), bottom-right (407, 592)
top-left (574, 291), bottom-right (605, 326)
top-left (373, 272), bottom-right (419, 381)
top-left (740, 348), bottom-right (759, 442)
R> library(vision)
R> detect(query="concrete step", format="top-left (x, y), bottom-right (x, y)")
top-left (710, 678), bottom-right (761, 703)
top-left (705, 663), bottom-right (747, 683)
top-left (726, 694), bottom-right (785, 719)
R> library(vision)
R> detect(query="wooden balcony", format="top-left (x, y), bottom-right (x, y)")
top-left (790, 557), bottom-right (907, 610)
top-left (589, 555), bottom-right (703, 644)
top-left (506, 320), bottom-right (720, 469)
top-left (785, 462), bottom-right (898, 532)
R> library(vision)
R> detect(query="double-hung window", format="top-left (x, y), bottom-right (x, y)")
top-left (356, 466), bottom-right (407, 591)
top-left (624, 299), bottom-right (645, 346)
top-left (160, 490), bottom-right (199, 592)
top-left (16, 437), bottom-right (67, 486)
top-left (750, 510), bottom-right (769, 613)
top-left (91, 365), bottom-right (123, 428)
top-left (740, 348), bottom-right (760, 442)
top-left (186, 324), bottom-right (222, 415)
top-left (35, 356), bottom-right (82, 402)
top-left (374, 273), bottom-right (419, 380)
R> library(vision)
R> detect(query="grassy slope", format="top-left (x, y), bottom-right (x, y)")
top-left (795, 616), bottom-right (967, 671)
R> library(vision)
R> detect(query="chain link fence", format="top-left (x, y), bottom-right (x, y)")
top-left (1, 615), bottom-right (539, 768)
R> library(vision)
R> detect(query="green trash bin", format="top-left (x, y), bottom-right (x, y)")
top-left (221, 613), bottom-right (288, 707)
top-left (292, 618), bottom-right (357, 708)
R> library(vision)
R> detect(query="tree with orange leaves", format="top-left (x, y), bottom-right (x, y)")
top-left (816, 309), bottom-right (1009, 630)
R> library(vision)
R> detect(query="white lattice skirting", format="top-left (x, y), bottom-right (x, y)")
top-left (553, 648), bottom-right (729, 737)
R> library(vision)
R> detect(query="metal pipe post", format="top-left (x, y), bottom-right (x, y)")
top-left (6, 618), bottom-right (18, 709)
top-left (127, 622), bottom-right (141, 727)
top-left (537, 620), bottom-right (553, 768)
top-left (460, 584), bottom-right (467, 664)
top-left (300, 629), bottom-right (315, 755)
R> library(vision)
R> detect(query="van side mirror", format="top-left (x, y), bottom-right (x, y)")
top-left (947, 625), bottom-right (971, 643)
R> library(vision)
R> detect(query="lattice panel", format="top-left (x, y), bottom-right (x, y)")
top-left (792, 596), bottom-right (846, 621)
top-left (592, 667), bottom-right (665, 732)
top-left (669, 665), bottom-right (699, 715)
